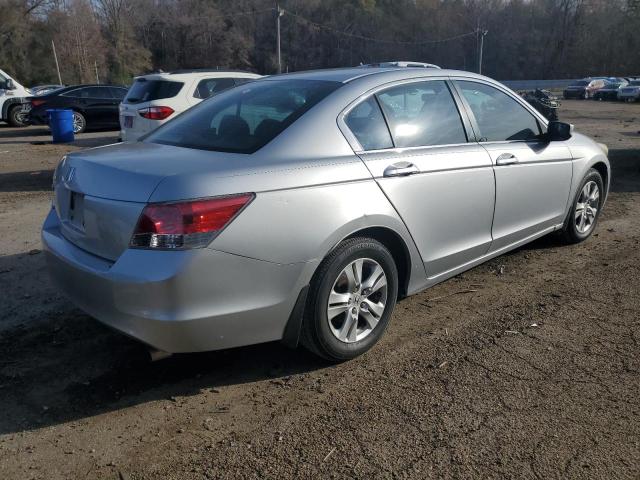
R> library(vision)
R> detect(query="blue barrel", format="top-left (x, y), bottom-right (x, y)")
top-left (47, 109), bottom-right (74, 143)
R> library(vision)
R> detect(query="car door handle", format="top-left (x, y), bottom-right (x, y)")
top-left (383, 162), bottom-right (420, 177)
top-left (496, 153), bottom-right (519, 166)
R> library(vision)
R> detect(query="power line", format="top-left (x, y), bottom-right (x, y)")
top-left (282, 8), bottom-right (479, 45)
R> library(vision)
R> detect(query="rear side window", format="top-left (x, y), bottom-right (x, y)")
top-left (147, 79), bottom-right (341, 154)
top-left (376, 80), bottom-right (467, 148)
top-left (124, 79), bottom-right (184, 104)
top-left (345, 97), bottom-right (393, 151)
top-left (457, 81), bottom-right (541, 142)
top-left (193, 78), bottom-right (236, 99)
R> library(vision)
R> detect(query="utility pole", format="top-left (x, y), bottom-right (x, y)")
top-left (51, 40), bottom-right (62, 85)
top-left (478, 28), bottom-right (488, 75)
top-left (276, 2), bottom-right (283, 74)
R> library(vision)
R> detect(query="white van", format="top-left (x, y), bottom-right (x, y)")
top-left (0, 69), bottom-right (31, 127)
top-left (119, 69), bottom-right (262, 142)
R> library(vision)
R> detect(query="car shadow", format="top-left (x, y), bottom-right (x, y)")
top-left (0, 169), bottom-right (54, 192)
top-left (0, 252), bottom-right (326, 435)
top-left (608, 148), bottom-right (640, 193)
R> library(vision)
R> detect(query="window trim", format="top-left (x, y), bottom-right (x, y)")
top-left (61, 86), bottom-right (114, 99)
top-left (338, 77), bottom-right (475, 153)
top-left (450, 77), bottom-right (548, 144)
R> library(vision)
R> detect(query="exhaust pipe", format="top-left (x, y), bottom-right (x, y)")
top-left (148, 348), bottom-right (173, 362)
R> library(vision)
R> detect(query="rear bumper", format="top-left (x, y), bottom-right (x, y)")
top-left (563, 90), bottom-right (585, 98)
top-left (42, 208), bottom-right (307, 353)
top-left (29, 108), bottom-right (49, 125)
top-left (119, 128), bottom-right (144, 143)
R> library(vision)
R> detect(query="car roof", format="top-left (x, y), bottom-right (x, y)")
top-left (136, 71), bottom-right (261, 81)
top-left (262, 67), bottom-right (487, 84)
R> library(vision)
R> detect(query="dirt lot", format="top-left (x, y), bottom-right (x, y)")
top-left (0, 101), bottom-right (639, 479)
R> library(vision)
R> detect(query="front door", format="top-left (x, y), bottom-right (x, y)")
top-left (454, 80), bottom-right (573, 251)
top-left (345, 79), bottom-right (496, 279)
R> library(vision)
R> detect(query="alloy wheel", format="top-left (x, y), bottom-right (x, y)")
top-left (326, 258), bottom-right (388, 343)
top-left (72, 113), bottom-right (84, 133)
top-left (575, 180), bottom-right (600, 234)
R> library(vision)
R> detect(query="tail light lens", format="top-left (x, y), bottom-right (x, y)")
top-left (31, 99), bottom-right (46, 107)
top-left (138, 106), bottom-right (174, 120)
top-left (130, 193), bottom-right (254, 250)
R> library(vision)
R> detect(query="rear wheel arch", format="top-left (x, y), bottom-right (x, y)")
top-left (342, 226), bottom-right (411, 299)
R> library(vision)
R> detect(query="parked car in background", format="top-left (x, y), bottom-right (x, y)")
top-left (520, 89), bottom-right (560, 121)
top-left (618, 80), bottom-right (640, 102)
top-left (119, 69), bottom-right (262, 142)
top-left (563, 78), bottom-right (606, 99)
top-left (30, 84), bottom-right (64, 96)
top-left (593, 80), bottom-right (628, 101)
top-left (28, 84), bottom-right (128, 133)
top-left (0, 68), bottom-right (31, 127)
top-left (43, 67), bottom-right (610, 361)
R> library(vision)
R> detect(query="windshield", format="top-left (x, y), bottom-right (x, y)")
top-left (147, 79), bottom-right (341, 154)
top-left (124, 79), bottom-right (183, 104)
top-left (570, 81), bottom-right (589, 87)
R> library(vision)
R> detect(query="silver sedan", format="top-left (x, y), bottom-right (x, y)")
top-left (42, 67), bottom-right (610, 361)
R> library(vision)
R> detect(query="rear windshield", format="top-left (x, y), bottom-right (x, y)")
top-left (146, 79), bottom-right (341, 154)
top-left (570, 81), bottom-right (589, 87)
top-left (124, 79), bottom-right (184, 104)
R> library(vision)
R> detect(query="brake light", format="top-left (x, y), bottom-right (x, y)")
top-left (130, 193), bottom-right (254, 249)
top-left (31, 99), bottom-right (46, 107)
top-left (138, 106), bottom-right (174, 120)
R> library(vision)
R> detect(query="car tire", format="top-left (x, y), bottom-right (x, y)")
top-left (7, 105), bottom-right (29, 127)
top-left (300, 237), bottom-right (398, 362)
top-left (560, 168), bottom-right (604, 244)
top-left (72, 111), bottom-right (86, 134)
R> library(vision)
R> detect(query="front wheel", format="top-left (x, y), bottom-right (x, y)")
top-left (7, 105), bottom-right (29, 127)
top-left (301, 237), bottom-right (398, 361)
top-left (560, 168), bottom-right (604, 244)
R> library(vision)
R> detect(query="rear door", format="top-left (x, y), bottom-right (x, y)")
top-left (454, 79), bottom-right (572, 252)
top-left (343, 79), bottom-right (496, 279)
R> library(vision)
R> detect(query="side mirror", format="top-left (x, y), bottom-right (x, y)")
top-left (546, 121), bottom-right (573, 141)
top-left (5, 79), bottom-right (15, 90)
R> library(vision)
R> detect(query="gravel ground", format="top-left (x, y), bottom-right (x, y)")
top-left (0, 100), bottom-right (639, 479)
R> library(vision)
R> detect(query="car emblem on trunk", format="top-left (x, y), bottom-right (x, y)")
top-left (65, 167), bottom-right (76, 184)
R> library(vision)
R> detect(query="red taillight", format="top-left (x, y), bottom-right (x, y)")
top-left (130, 193), bottom-right (254, 249)
top-left (31, 99), bottom-right (46, 107)
top-left (138, 106), bottom-right (174, 120)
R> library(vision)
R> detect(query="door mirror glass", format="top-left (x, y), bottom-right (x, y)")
top-left (546, 121), bottom-right (572, 141)
top-left (5, 79), bottom-right (15, 90)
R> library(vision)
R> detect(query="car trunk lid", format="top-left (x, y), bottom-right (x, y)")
top-left (53, 142), bottom-right (250, 261)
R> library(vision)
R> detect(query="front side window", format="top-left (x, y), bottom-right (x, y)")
top-left (344, 96), bottom-right (393, 151)
top-left (457, 81), bottom-right (541, 142)
top-left (147, 79), bottom-right (341, 154)
top-left (193, 78), bottom-right (237, 99)
top-left (376, 80), bottom-right (467, 148)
